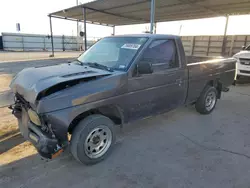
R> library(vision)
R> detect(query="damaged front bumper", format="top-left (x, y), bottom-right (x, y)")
top-left (11, 104), bottom-right (64, 159)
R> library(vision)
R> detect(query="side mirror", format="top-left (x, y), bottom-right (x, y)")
top-left (242, 46), bottom-right (246, 50)
top-left (137, 61), bottom-right (153, 74)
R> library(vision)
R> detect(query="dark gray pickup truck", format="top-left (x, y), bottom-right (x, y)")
top-left (10, 34), bottom-right (236, 164)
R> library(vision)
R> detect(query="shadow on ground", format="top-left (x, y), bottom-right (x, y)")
top-left (236, 76), bottom-right (250, 84)
top-left (0, 133), bottom-right (24, 154)
top-left (0, 129), bottom-right (20, 140)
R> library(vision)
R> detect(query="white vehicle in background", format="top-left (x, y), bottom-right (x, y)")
top-left (233, 45), bottom-right (250, 80)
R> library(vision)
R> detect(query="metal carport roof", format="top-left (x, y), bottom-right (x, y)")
top-left (48, 0), bottom-right (250, 57)
top-left (49, 0), bottom-right (250, 26)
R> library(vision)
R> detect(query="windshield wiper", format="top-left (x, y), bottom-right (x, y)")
top-left (83, 62), bottom-right (113, 72)
top-left (74, 59), bottom-right (84, 65)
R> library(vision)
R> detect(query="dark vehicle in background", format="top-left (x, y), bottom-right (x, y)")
top-left (10, 34), bottom-right (236, 165)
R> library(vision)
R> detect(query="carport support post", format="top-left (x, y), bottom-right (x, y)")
top-left (222, 15), bottom-right (229, 56)
top-left (83, 7), bottom-right (87, 51)
top-left (49, 16), bottom-right (55, 57)
top-left (154, 22), bottom-right (157, 34)
top-left (150, 0), bottom-right (155, 34)
top-left (113, 26), bottom-right (115, 35)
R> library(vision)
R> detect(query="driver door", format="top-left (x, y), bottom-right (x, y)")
top-left (126, 39), bottom-right (187, 121)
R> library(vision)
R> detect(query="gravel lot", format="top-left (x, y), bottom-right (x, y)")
top-left (1, 58), bottom-right (250, 188)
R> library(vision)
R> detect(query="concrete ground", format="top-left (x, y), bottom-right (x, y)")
top-left (0, 51), bottom-right (81, 63)
top-left (1, 58), bottom-right (250, 188)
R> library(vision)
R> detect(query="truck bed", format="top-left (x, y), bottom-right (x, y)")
top-left (185, 56), bottom-right (236, 103)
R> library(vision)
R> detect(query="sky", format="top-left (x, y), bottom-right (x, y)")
top-left (1, 0), bottom-right (250, 39)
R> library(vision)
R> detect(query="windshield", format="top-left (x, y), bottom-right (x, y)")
top-left (78, 37), bottom-right (148, 70)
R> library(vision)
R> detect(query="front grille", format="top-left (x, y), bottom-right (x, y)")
top-left (240, 70), bottom-right (250, 74)
top-left (239, 58), bottom-right (250, 66)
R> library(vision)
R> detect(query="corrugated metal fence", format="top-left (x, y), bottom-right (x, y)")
top-left (2, 32), bottom-right (95, 51)
top-left (2, 32), bottom-right (250, 56)
top-left (181, 35), bottom-right (250, 57)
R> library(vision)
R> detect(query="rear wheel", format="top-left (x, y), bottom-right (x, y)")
top-left (70, 114), bottom-right (115, 165)
top-left (195, 86), bottom-right (218, 114)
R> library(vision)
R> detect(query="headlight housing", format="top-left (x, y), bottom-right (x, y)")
top-left (28, 109), bottom-right (41, 126)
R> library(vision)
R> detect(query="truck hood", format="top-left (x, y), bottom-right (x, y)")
top-left (10, 63), bottom-right (112, 104)
top-left (233, 51), bottom-right (250, 59)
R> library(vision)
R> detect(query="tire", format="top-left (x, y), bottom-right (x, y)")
top-left (70, 114), bottom-right (116, 165)
top-left (195, 86), bottom-right (218, 114)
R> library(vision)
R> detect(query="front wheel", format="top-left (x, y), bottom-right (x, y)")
top-left (70, 114), bottom-right (116, 165)
top-left (195, 86), bottom-right (218, 114)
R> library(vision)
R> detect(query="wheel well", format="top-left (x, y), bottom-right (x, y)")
top-left (68, 105), bottom-right (124, 134)
top-left (206, 80), bottom-right (222, 99)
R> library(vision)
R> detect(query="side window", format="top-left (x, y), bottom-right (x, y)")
top-left (141, 39), bottom-right (179, 69)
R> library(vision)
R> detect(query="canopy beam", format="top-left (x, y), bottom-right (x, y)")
top-left (49, 15), bottom-right (115, 27)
